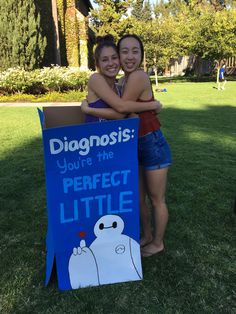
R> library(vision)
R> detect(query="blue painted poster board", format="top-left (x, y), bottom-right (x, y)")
top-left (38, 108), bottom-right (142, 290)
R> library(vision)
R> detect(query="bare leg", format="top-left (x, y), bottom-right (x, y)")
top-left (141, 167), bottom-right (169, 257)
top-left (139, 167), bottom-right (152, 246)
top-left (222, 79), bottom-right (227, 90)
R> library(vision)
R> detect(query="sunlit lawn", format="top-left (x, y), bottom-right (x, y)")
top-left (0, 81), bottom-right (235, 313)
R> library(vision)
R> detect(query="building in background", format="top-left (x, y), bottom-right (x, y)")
top-left (166, 56), bottom-right (236, 77)
top-left (36, 0), bottom-right (95, 69)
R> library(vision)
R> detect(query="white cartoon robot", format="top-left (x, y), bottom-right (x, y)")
top-left (68, 214), bottom-right (143, 289)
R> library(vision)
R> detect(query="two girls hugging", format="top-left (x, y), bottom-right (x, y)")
top-left (81, 34), bottom-right (172, 258)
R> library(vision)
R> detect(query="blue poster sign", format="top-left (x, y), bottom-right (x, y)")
top-left (38, 109), bottom-right (142, 290)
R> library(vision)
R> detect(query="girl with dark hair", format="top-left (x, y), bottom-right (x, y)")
top-left (82, 34), bottom-right (171, 257)
top-left (117, 34), bottom-right (171, 257)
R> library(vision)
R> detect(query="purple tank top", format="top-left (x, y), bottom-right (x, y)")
top-left (85, 98), bottom-right (110, 123)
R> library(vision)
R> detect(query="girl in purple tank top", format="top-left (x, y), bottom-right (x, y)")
top-left (85, 86), bottom-right (121, 123)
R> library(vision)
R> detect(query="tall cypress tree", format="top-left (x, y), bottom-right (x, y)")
top-left (0, 0), bottom-right (46, 71)
top-left (90, 0), bottom-right (131, 40)
top-left (131, 0), bottom-right (152, 20)
top-left (142, 0), bottom-right (152, 21)
top-left (131, 0), bottom-right (144, 19)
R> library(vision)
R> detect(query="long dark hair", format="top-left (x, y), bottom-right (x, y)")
top-left (94, 35), bottom-right (118, 67)
top-left (117, 34), bottom-right (144, 64)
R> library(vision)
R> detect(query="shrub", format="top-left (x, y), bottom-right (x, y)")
top-left (0, 66), bottom-right (90, 95)
top-left (0, 67), bottom-right (31, 94)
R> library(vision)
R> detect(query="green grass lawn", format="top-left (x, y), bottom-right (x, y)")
top-left (0, 82), bottom-right (235, 313)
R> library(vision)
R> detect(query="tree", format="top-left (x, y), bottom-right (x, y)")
top-left (90, 0), bottom-right (132, 40)
top-left (153, 0), bottom-right (169, 18)
top-left (131, 0), bottom-right (144, 19)
top-left (182, 0), bottom-right (234, 11)
top-left (129, 0), bottom-right (193, 82)
top-left (192, 8), bottom-right (236, 80)
top-left (127, 13), bottom-right (184, 83)
top-left (142, 0), bottom-right (153, 21)
top-left (153, 0), bottom-right (236, 78)
top-left (149, 17), bottom-right (186, 81)
top-left (51, 0), bottom-right (61, 65)
top-left (129, 0), bottom-right (153, 71)
top-left (0, 0), bottom-right (46, 71)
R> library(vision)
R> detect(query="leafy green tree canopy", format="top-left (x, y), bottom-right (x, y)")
top-left (90, 0), bottom-right (236, 76)
top-left (90, 0), bottom-right (132, 40)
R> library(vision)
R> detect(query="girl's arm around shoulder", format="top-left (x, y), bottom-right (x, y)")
top-left (88, 73), bottom-right (128, 113)
top-left (81, 99), bottom-right (125, 120)
top-left (121, 70), bottom-right (162, 113)
top-left (89, 72), bottom-right (159, 113)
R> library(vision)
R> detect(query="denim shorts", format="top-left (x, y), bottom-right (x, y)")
top-left (138, 129), bottom-right (172, 170)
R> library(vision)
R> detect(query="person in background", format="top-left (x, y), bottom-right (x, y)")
top-left (218, 63), bottom-right (227, 90)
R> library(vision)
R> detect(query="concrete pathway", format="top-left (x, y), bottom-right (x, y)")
top-left (0, 102), bottom-right (81, 107)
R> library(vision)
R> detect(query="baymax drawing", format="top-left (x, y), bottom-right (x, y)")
top-left (68, 214), bottom-right (142, 289)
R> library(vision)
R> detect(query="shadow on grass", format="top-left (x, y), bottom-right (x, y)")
top-left (0, 136), bottom-right (49, 312)
top-left (162, 104), bottom-right (236, 227)
top-left (0, 104), bottom-right (235, 313)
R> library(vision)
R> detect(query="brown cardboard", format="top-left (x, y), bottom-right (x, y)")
top-left (43, 106), bottom-right (85, 129)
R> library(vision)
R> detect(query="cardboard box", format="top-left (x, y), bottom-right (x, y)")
top-left (38, 106), bottom-right (142, 290)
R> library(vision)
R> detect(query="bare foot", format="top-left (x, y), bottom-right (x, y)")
top-left (141, 242), bottom-right (165, 257)
top-left (140, 236), bottom-right (153, 247)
